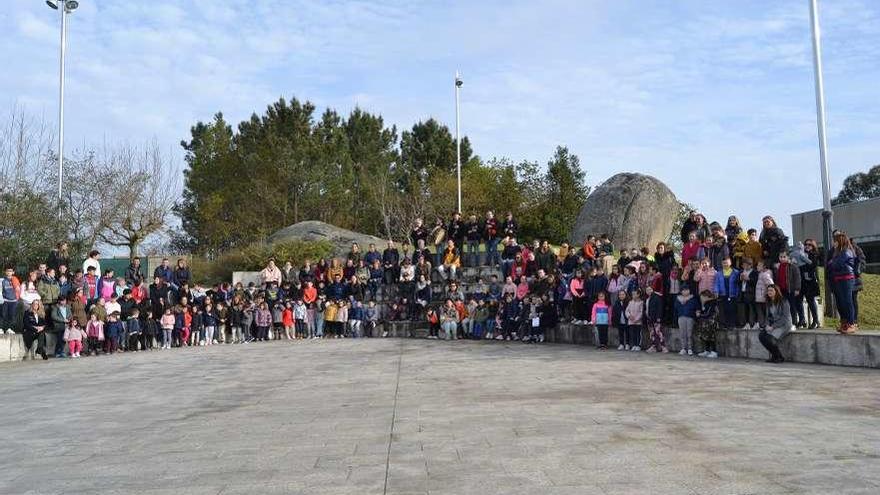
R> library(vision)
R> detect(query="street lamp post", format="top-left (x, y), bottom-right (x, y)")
top-left (808, 0), bottom-right (835, 318)
top-left (455, 72), bottom-right (462, 214)
top-left (46, 0), bottom-right (79, 211)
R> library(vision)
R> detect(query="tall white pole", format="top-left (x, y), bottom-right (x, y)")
top-left (455, 71), bottom-right (462, 214)
top-left (57, 3), bottom-right (68, 210)
top-left (809, 0), bottom-right (832, 215)
top-left (808, 0), bottom-right (835, 317)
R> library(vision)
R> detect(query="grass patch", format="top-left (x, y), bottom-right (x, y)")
top-left (818, 269), bottom-right (880, 330)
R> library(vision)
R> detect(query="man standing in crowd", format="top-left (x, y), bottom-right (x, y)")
top-left (502, 212), bottom-right (517, 239)
top-left (465, 214), bottom-right (482, 267)
top-left (153, 258), bottom-right (172, 283)
top-left (382, 241), bottom-right (400, 286)
top-left (484, 211), bottom-right (500, 268)
top-left (447, 212), bottom-right (465, 250)
top-left (125, 256), bottom-right (145, 286)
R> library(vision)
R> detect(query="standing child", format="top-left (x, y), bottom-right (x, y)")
top-left (142, 310), bottom-right (158, 351)
top-left (349, 300), bottom-right (364, 338)
top-left (203, 302), bottom-right (218, 345)
top-left (472, 299), bottom-right (489, 339)
top-left (696, 290), bottom-right (720, 358)
top-left (612, 290), bottom-right (629, 350)
top-left (241, 302), bottom-right (255, 343)
top-left (282, 302), bottom-right (295, 340)
top-left (272, 302), bottom-right (284, 340)
top-left (126, 308), bottom-right (142, 351)
top-left (666, 265), bottom-right (681, 326)
top-left (590, 291), bottom-right (610, 350)
top-left (229, 303), bottom-right (243, 343)
top-left (191, 305), bottom-right (204, 346)
top-left (336, 301), bottom-right (349, 338)
top-left (323, 299), bottom-right (338, 338)
top-left (160, 308), bottom-right (174, 349)
top-left (644, 286), bottom-right (668, 353)
top-left (105, 312), bottom-right (124, 354)
top-left (255, 302), bottom-right (272, 341)
top-left (674, 286), bottom-right (698, 355)
top-left (293, 299), bottom-right (307, 339)
top-left (365, 300), bottom-right (379, 337)
top-left (86, 312), bottom-right (105, 355)
top-left (754, 261), bottom-right (774, 329)
top-left (738, 258), bottom-right (759, 329)
top-left (624, 289), bottom-right (645, 352)
top-left (64, 318), bottom-right (85, 358)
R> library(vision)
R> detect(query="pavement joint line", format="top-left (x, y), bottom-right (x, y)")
top-left (382, 338), bottom-right (405, 495)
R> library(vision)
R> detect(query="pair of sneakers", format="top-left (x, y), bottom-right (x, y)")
top-left (697, 350), bottom-right (719, 358)
top-left (4, 329), bottom-right (15, 335)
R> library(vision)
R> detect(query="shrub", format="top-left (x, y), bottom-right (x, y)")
top-left (191, 240), bottom-right (333, 285)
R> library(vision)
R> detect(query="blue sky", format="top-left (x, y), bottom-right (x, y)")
top-left (3, 0), bottom-right (879, 237)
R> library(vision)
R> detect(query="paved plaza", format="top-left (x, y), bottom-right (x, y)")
top-left (1, 339), bottom-right (879, 495)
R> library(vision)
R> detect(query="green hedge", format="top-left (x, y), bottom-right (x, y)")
top-left (191, 240), bottom-right (333, 286)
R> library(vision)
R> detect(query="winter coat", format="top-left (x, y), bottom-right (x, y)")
top-left (800, 251), bottom-right (821, 298)
top-left (714, 268), bottom-right (741, 299)
top-left (707, 240), bottom-right (730, 272)
top-left (755, 270), bottom-right (774, 303)
top-left (827, 248), bottom-right (856, 281)
top-left (674, 295), bottom-right (699, 319)
top-left (624, 300), bottom-right (644, 325)
top-left (694, 267), bottom-right (717, 295)
top-left (759, 227), bottom-right (788, 265)
top-left (775, 262), bottom-right (802, 294)
top-left (591, 300), bottom-right (610, 325)
top-left (645, 294), bottom-right (663, 323)
top-left (86, 320), bottom-right (105, 340)
top-left (766, 299), bottom-right (792, 339)
top-left (63, 325), bottom-right (86, 342)
top-left (612, 299), bottom-right (627, 327)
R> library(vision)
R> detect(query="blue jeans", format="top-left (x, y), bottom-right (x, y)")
top-left (467, 241), bottom-right (480, 267)
top-left (501, 260), bottom-right (514, 279)
top-left (832, 278), bottom-right (855, 325)
top-left (485, 238), bottom-right (500, 267)
top-left (314, 314), bottom-right (324, 337)
top-left (1, 301), bottom-right (18, 330)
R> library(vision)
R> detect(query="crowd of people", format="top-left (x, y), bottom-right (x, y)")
top-left (0, 209), bottom-right (866, 365)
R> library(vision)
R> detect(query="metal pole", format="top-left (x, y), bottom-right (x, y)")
top-left (57, 3), bottom-right (68, 211)
top-left (455, 71), bottom-right (462, 214)
top-left (808, 0), bottom-right (835, 318)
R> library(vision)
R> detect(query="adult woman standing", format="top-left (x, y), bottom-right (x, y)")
top-left (759, 285), bottom-right (792, 363)
top-left (23, 300), bottom-right (48, 360)
top-left (759, 216), bottom-right (788, 268)
top-left (827, 232), bottom-right (857, 334)
top-left (725, 216), bottom-right (743, 254)
top-left (800, 239), bottom-right (821, 329)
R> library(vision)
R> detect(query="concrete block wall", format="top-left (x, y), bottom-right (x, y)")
top-left (0, 334), bottom-right (26, 362)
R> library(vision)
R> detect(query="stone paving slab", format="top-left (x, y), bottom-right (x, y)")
top-left (1, 339), bottom-right (879, 494)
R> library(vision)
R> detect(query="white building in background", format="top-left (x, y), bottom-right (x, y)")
top-left (791, 196), bottom-right (880, 271)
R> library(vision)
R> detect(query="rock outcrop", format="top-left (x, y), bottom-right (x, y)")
top-left (267, 221), bottom-right (388, 257)
top-left (571, 173), bottom-right (679, 250)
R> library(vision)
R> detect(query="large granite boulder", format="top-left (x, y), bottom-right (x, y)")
top-left (267, 221), bottom-right (388, 257)
top-left (571, 173), bottom-right (679, 250)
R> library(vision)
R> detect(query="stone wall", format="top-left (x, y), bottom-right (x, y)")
top-left (3, 324), bottom-right (878, 368)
